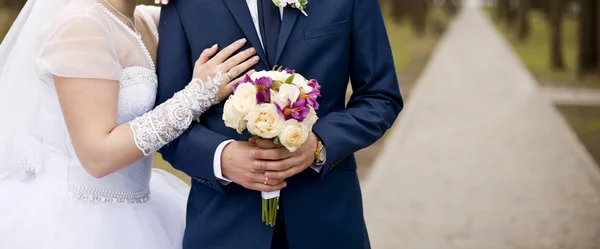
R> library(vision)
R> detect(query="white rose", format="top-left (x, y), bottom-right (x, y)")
top-left (302, 107), bottom-right (318, 130)
top-left (250, 70), bottom-right (289, 82)
top-left (278, 119), bottom-right (310, 152)
top-left (222, 99), bottom-right (247, 134)
top-left (273, 84), bottom-right (300, 107)
top-left (231, 83), bottom-right (257, 115)
top-left (291, 73), bottom-right (313, 93)
top-left (245, 104), bottom-right (285, 139)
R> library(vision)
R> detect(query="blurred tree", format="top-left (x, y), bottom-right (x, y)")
top-left (496, 0), bottom-right (509, 21)
top-left (516, 0), bottom-right (530, 41)
top-left (578, 0), bottom-right (597, 75)
top-left (597, 0), bottom-right (600, 72)
top-left (497, 0), bottom-right (518, 27)
top-left (410, 0), bottom-right (428, 37)
top-left (549, 0), bottom-right (565, 70)
top-left (444, 0), bottom-right (459, 16)
top-left (391, 0), bottom-right (409, 22)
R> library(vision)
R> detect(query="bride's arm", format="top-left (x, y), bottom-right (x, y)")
top-left (137, 5), bottom-right (161, 27)
top-left (54, 40), bottom-right (257, 179)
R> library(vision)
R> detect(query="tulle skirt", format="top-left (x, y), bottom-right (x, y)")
top-left (0, 169), bottom-right (190, 249)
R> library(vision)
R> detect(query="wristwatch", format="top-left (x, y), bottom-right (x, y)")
top-left (314, 140), bottom-right (327, 166)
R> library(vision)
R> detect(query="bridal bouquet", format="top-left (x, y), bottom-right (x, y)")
top-left (222, 67), bottom-right (321, 226)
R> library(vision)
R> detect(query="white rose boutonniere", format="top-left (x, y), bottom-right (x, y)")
top-left (273, 0), bottom-right (308, 16)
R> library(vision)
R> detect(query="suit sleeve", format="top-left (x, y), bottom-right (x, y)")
top-left (157, 3), bottom-right (231, 192)
top-left (312, 0), bottom-right (403, 178)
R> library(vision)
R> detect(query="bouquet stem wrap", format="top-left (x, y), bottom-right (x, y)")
top-left (261, 191), bottom-right (280, 226)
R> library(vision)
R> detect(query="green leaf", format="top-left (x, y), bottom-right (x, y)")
top-left (274, 137), bottom-right (280, 144)
top-left (272, 0), bottom-right (281, 7)
top-left (284, 74), bottom-right (295, 84)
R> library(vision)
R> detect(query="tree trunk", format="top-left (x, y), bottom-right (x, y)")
top-left (578, 0), bottom-right (598, 75)
top-left (506, 0), bottom-right (519, 27)
top-left (597, 0), bottom-right (600, 72)
top-left (497, 0), bottom-right (508, 20)
top-left (391, 0), bottom-right (407, 23)
top-left (411, 0), bottom-right (428, 37)
top-left (444, 0), bottom-right (459, 16)
top-left (549, 0), bottom-right (565, 70)
top-left (517, 0), bottom-right (531, 41)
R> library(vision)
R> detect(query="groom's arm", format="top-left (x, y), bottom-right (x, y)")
top-left (312, 0), bottom-right (403, 178)
top-left (157, 3), bottom-right (230, 192)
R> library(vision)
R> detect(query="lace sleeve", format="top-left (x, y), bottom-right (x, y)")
top-left (129, 73), bottom-right (223, 156)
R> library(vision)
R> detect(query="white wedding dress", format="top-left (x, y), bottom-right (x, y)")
top-left (0, 1), bottom-right (194, 248)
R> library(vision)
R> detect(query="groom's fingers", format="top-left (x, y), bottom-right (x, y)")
top-left (254, 155), bottom-right (305, 172)
top-left (250, 174), bottom-right (284, 186)
top-left (253, 138), bottom-right (284, 149)
top-left (251, 148), bottom-right (290, 161)
top-left (265, 165), bottom-right (305, 181)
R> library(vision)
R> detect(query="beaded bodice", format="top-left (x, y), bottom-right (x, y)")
top-left (35, 66), bottom-right (158, 203)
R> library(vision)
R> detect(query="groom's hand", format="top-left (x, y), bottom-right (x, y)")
top-left (250, 133), bottom-right (319, 182)
top-left (221, 141), bottom-right (288, 192)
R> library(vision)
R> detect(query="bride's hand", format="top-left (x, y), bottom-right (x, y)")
top-left (192, 38), bottom-right (259, 102)
top-left (155, 0), bottom-right (170, 4)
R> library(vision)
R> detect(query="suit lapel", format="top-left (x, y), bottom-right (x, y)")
top-left (223, 0), bottom-right (269, 68)
top-left (275, 7), bottom-right (300, 65)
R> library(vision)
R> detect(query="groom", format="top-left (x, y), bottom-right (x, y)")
top-left (157, 0), bottom-right (402, 248)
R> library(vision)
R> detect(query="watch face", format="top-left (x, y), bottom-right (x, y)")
top-left (318, 147), bottom-right (327, 162)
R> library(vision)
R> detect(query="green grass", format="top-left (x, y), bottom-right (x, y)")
top-left (486, 9), bottom-right (600, 88)
top-left (386, 7), bottom-right (452, 79)
top-left (557, 106), bottom-right (600, 165)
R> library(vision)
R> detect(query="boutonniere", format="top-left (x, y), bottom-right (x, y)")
top-left (273, 0), bottom-right (308, 16)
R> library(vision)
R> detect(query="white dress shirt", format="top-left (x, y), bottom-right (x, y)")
top-left (213, 1), bottom-right (319, 184)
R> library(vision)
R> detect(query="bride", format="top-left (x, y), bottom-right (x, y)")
top-left (0, 0), bottom-right (258, 248)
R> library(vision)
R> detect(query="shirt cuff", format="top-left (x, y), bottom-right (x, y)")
top-left (310, 165), bottom-right (322, 173)
top-left (214, 139), bottom-right (235, 185)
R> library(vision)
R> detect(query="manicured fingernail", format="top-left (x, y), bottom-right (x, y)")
top-left (253, 161), bottom-right (261, 169)
top-left (212, 44), bottom-right (218, 48)
top-left (239, 38), bottom-right (247, 43)
top-left (155, 0), bottom-right (160, 4)
top-left (283, 182), bottom-right (287, 187)
top-left (249, 48), bottom-right (256, 53)
top-left (251, 150), bottom-right (256, 158)
top-left (253, 56), bottom-right (259, 61)
top-left (162, 0), bottom-right (168, 4)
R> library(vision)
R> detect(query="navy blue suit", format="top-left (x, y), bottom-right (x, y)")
top-left (156, 0), bottom-right (403, 248)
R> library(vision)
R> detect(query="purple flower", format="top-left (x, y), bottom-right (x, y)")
top-left (275, 100), bottom-right (310, 122)
top-left (307, 79), bottom-right (321, 90)
top-left (254, 76), bottom-right (272, 104)
top-left (284, 68), bottom-right (295, 74)
top-left (297, 87), bottom-right (321, 110)
top-left (233, 74), bottom-right (254, 94)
